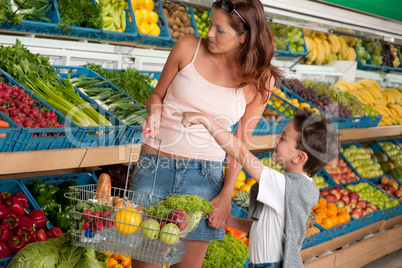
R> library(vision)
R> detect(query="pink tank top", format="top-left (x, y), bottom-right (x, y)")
top-left (145, 38), bottom-right (246, 161)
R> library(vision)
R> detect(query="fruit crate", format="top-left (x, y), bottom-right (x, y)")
top-left (54, 65), bottom-right (143, 145)
top-left (340, 142), bottom-right (383, 181)
top-left (0, 112), bottom-right (21, 152)
top-left (0, 70), bottom-right (78, 151)
top-left (302, 223), bottom-right (327, 249)
top-left (369, 139), bottom-right (401, 164)
top-left (354, 43), bottom-right (387, 73)
top-left (20, 172), bottom-right (99, 230)
top-left (127, 0), bottom-right (172, 47)
top-left (275, 30), bottom-right (308, 58)
top-left (3, 0), bottom-right (60, 35)
top-left (353, 114), bottom-right (382, 128)
top-left (231, 200), bottom-right (248, 219)
top-left (280, 84), bottom-right (356, 129)
top-left (168, 5), bottom-right (199, 43)
top-left (0, 179), bottom-right (54, 268)
top-left (341, 180), bottom-right (400, 229)
top-left (65, 184), bottom-right (204, 266)
top-left (365, 175), bottom-right (402, 220)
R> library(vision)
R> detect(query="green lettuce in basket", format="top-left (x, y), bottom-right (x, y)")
top-left (145, 195), bottom-right (212, 231)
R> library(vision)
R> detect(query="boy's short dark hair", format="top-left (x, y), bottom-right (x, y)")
top-left (292, 108), bottom-right (340, 176)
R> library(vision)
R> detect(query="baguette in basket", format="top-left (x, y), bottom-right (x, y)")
top-left (95, 173), bottom-right (112, 206)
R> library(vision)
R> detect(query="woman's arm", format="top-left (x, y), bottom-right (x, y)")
top-left (143, 36), bottom-right (198, 138)
top-left (227, 215), bottom-right (253, 233)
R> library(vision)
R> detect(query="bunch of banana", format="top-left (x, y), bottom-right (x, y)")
top-left (303, 30), bottom-right (356, 65)
top-left (382, 88), bottom-right (402, 105)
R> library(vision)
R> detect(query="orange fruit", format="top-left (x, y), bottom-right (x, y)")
top-left (327, 207), bottom-right (338, 217)
top-left (315, 214), bottom-right (322, 225)
top-left (239, 184), bottom-right (251, 193)
top-left (337, 213), bottom-right (347, 225)
top-left (337, 207), bottom-right (347, 214)
top-left (329, 215), bottom-right (339, 226)
top-left (149, 11), bottom-right (158, 24)
top-left (343, 212), bottom-right (351, 222)
top-left (144, 0), bottom-right (154, 11)
top-left (321, 217), bottom-right (334, 229)
top-left (327, 202), bottom-right (336, 208)
top-left (314, 207), bottom-right (328, 216)
top-left (318, 198), bottom-right (327, 207)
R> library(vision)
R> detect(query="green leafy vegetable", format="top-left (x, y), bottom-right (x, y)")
top-left (202, 233), bottom-right (249, 268)
top-left (85, 63), bottom-right (153, 104)
top-left (145, 194), bottom-right (212, 219)
top-left (0, 0), bottom-right (23, 25)
top-left (7, 232), bottom-right (108, 268)
top-left (57, 0), bottom-right (103, 32)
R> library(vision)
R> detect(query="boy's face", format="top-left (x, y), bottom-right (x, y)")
top-left (272, 120), bottom-right (300, 169)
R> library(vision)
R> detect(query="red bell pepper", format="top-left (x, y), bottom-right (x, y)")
top-left (15, 226), bottom-right (34, 243)
top-left (7, 199), bottom-right (26, 216)
top-left (0, 206), bottom-right (9, 222)
top-left (28, 209), bottom-right (46, 228)
top-left (7, 235), bottom-right (26, 254)
top-left (11, 193), bottom-right (28, 209)
top-left (2, 212), bottom-right (20, 231)
top-left (0, 242), bottom-right (11, 258)
top-left (32, 228), bottom-right (47, 242)
top-left (18, 216), bottom-right (35, 230)
top-left (0, 192), bottom-right (11, 205)
top-left (0, 225), bottom-right (10, 242)
top-left (46, 227), bottom-right (63, 239)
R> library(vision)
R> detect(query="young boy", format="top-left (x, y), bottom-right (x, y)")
top-left (175, 108), bottom-right (339, 268)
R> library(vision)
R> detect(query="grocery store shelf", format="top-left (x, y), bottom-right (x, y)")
top-left (1, 126), bottom-right (401, 175)
top-left (302, 215), bottom-right (402, 268)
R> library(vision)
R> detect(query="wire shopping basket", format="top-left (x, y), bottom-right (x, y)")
top-left (64, 135), bottom-right (205, 266)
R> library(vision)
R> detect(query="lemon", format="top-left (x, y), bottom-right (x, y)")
top-left (131, 0), bottom-right (138, 10)
top-left (235, 180), bottom-right (245, 189)
top-left (232, 188), bottom-right (238, 199)
top-left (138, 22), bottom-right (150, 34)
top-left (144, 0), bottom-right (154, 11)
top-left (237, 170), bottom-right (246, 182)
top-left (141, 9), bottom-right (150, 23)
top-left (239, 184), bottom-right (251, 193)
top-left (245, 177), bottom-right (256, 186)
top-left (134, 10), bottom-right (144, 26)
top-left (137, 0), bottom-right (146, 9)
top-left (149, 11), bottom-right (158, 24)
top-left (148, 23), bottom-right (160, 36)
top-left (114, 207), bottom-right (142, 234)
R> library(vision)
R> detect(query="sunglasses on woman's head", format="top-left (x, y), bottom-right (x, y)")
top-left (214, 0), bottom-right (246, 24)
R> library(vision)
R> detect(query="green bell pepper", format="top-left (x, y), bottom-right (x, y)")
top-left (35, 195), bottom-right (57, 214)
top-left (49, 204), bottom-right (73, 232)
top-left (47, 185), bottom-right (60, 200)
top-left (31, 181), bottom-right (48, 198)
top-left (56, 180), bottom-right (79, 205)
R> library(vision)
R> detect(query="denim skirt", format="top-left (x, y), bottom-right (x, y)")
top-left (130, 151), bottom-right (225, 241)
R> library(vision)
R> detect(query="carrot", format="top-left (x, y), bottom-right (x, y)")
top-left (0, 120), bottom-right (9, 128)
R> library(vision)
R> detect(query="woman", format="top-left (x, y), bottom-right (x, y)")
top-left (131, 0), bottom-right (282, 267)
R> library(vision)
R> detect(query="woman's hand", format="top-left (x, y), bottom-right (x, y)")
top-left (142, 113), bottom-right (161, 139)
top-left (207, 194), bottom-right (232, 229)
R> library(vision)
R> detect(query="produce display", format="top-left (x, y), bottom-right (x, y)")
top-left (287, 26), bottom-right (305, 53)
top-left (100, 0), bottom-right (127, 32)
top-left (56, 0), bottom-right (103, 32)
top-left (132, 0), bottom-right (161, 36)
top-left (324, 157), bottom-right (359, 184)
top-left (272, 87), bottom-right (318, 114)
top-left (85, 63), bottom-right (152, 105)
top-left (303, 30), bottom-right (356, 65)
top-left (312, 194), bottom-right (352, 229)
top-left (342, 144), bottom-right (383, 179)
top-left (193, 7), bottom-right (209, 38)
top-left (335, 79), bottom-right (402, 126)
top-left (312, 174), bottom-right (329, 189)
top-left (376, 176), bottom-right (402, 201)
top-left (378, 141), bottom-right (402, 167)
top-left (346, 182), bottom-right (399, 210)
top-left (12, 0), bottom-right (52, 22)
top-left (162, 2), bottom-right (194, 40)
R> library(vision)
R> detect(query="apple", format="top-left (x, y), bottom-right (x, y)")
top-left (335, 200), bottom-right (346, 208)
top-left (320, 189), bottom-right (329, 197)
top-left (340, 189), bottom-right (349, 196)
top-left (160, 220), bottom-right (166, 229)
top-left (380, 176), bottom-right (390, 185)
top-left (349, 192), bottom-right (359, 203)
top-left (334, 185), bottom-right (342, 191)
top-left (351, 208), bottom-right (362, 219)
top-left (325, 194), bottom-right (337, 203)
top-left (344, 204), bottom-right (353, 213)
top-left (341, 195), bottom-right (350, 204)
top-left (361, 209), bottom-right (368, 217)
top-left (160, 223), bottom-right (180, 245)
top-left (349, 202), bottom-right (357, 209)
top-left (329, 189), bottom-right (341, 201)
top-left (140, 219), bottom-right (160, 240)
top-left (394, 189), bottom-right (402, 199)
top-left (167, 210), bottom-right (188, 231)
top-left (356, 200), bottom-right (367, 209)
top-left (366, 207), bottom-right (374, 214)
top-left (389, 179), bottom-right (399, 190)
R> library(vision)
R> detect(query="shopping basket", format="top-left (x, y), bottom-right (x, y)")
top-left (64, 135), bottom-right (205, 266)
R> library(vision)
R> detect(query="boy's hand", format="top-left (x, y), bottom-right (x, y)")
top-left (173, 112), bottom-right (209, 127)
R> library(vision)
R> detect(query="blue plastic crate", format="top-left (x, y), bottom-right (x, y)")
top-left (54, 65), bottom-right (143, 145)
top-left (0, 111), bottom-right (21, 152)
top-left (340, 142), bottom-right (383, 180)
top-left (0, 70), bottom-right (78, 151)
top-left (4, 0), bottom-right (60, 34)
top-left (354, 44), bottom-right (387, 72)
top-left (0, 179), bottom-right (54, 267)
top-left (274, 30), bottom-right (308, 58)
top-left (302, 223), bottom-right (327, 249)
top-left (231, 200), bottom-right (248, 219)
top-left (126, 0), bottom-right (172, 47)
top-left (369, 139), bottom-right (400, 163)
top-left (353, 114), bottom-right (382, 128)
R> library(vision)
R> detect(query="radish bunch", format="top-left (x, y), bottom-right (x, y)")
top-left (0, 82), bottom-right (65, 130)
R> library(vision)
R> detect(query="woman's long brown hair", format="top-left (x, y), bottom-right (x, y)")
top-left (212, 0), bottom-right (283, 103)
